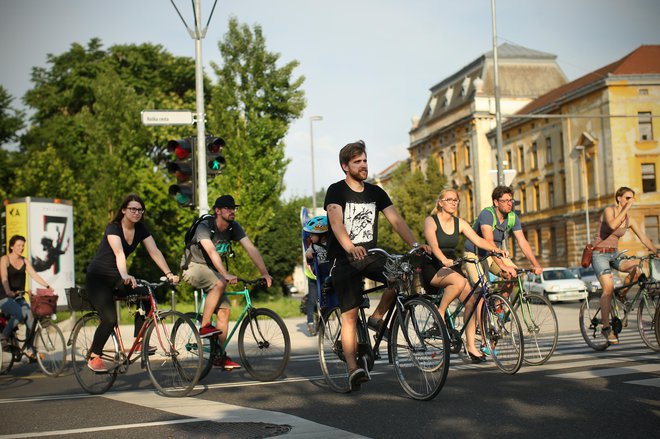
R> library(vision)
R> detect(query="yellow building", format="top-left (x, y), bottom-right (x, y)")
top-left (490, 45), bottom-right (660, 267)
top-left (409, 43), bottom-right (567, 220)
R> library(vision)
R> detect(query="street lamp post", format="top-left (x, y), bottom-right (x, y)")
top-left (575, 145), bottom-right (591, 240)
top-left (310, 116), bottom-right (323, 214)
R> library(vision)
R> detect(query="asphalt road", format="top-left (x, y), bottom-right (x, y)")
top-left (1, 300), bottom-right (659, 438)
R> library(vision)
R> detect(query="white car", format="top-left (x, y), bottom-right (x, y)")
top-left (524, 267), bottom-right (588, 302)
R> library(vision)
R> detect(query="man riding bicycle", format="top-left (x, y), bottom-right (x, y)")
top-left (324, 140), bottom-right (429, 391)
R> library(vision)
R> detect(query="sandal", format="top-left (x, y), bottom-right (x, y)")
top-left (367, 316), bottom-right (385, 332)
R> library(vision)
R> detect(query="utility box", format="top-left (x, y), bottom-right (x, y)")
top-left (4, 197), bottom-right (75, 308)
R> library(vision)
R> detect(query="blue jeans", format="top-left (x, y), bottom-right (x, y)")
top-left (0, 297), bottom-right (23, 338)
top-left (592, 251), bottom-right (624, 277)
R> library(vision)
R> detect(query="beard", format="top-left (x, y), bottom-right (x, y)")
top-left (348, 167), bottom-right (368, 182)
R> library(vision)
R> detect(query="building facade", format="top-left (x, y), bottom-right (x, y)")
top-left (409, 43), bottom-right (567, 221)
top-left (490, 45), bottom-right (660, 267)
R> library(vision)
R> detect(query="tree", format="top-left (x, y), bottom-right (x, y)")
top-left (0, 86), bottom-right (24, 145)
top-left (206, 17), bottom-right (306, 285)
top-left (377, 160), bottom-right (447, 253)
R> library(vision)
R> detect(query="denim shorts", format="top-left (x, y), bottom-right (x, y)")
top-left (591, 251), bottom-right (624, 277)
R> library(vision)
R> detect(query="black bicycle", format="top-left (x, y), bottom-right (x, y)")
top-left (318, 247), bottom-right (450, 401)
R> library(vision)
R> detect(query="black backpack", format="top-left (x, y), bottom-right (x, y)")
top-left (180, 214), bottom-right (215, 271)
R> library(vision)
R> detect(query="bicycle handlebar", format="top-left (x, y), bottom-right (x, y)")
top-left (367, 246), bottom-right (427, 259)
top-left (236, 277), bottom-right (268, 287)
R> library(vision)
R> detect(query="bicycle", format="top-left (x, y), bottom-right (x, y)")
top-left (654, 303), bottom-right (660, 347)
top-left (428, 253), bottom-right (525, 374)
top-left (0, 291), bottom-right (66, 377)
top-left (183, 277), bottom-right (291, 382)
top-left (490, 268), bottom-right (558, 365)
top-left (579, 253), bottom-right (660, 351)
top-left (318, 247), bottom-right (450, 401)
top-left (68, 278), bottom-right (203, 397)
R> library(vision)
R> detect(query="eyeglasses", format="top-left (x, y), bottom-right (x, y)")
top-left (222, 207), bottom-right (238, 212)
top-left (497, 199), bottom-right (514, 204)
top-left (623, 196), bottom-right (633, 200)
top-left (126, 207), bottom-right (145, 214)
top-left (441, 198), bottom-right (459, 203)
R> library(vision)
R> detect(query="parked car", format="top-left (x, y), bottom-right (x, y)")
top-left (568, 266), bottom-right (623, 293)
top-left (523, 267), bottom-right (588, 302)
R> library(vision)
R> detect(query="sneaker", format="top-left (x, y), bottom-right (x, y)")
top-left (348, 367), bottom-right (369, 391)
top-left (602, 327), bottom-right (619, 344)
top-left (134, 344), bottom-right (157, 355)
top-left (199, 325), bottom-right (222, 338)
top-left (307, 322), bottom-right (317, 337)
top-left (87, 356), bottom-right (109, 373)
top-left (213, 355), bottom-right (241, 370)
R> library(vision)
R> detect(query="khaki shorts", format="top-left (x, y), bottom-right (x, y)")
top-left (464, 251), bottom-right (516, 285)
top-left (182, 262), bottom-right (230, 309)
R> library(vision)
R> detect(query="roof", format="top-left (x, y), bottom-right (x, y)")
top-left (514, 45), bottom-right (660, 116)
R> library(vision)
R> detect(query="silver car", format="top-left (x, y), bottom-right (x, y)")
top-left (568, 266), bottom-right (623, 293)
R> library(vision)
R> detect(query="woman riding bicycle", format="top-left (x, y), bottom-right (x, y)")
top-left (0, 235), bottom-right (52, 357)
top-left (85, 194), bottom-right (178, 372)
top-left (423, 188), bottom-right (507, 363)
top-left (592, 186), bottom-right (658, 345)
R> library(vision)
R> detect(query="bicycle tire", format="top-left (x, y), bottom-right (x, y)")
top-left (145, 310), bottom-right (202, 397)
top-left (318, 306), bottom-right (350, 393)
top-left (390, 296), bottom-right (450, 401)
top-left (637, 291), bottom-right (660, 351)
top-left (34, 321), bottom-right (66, 376)
top-left (182, 312), bottom-right (217, 380)
top-left (654, 303), bottom-right (660, 348)
top-left (1, 340), bottom-right (16, 374)
top-left (480, 294), bottom-right (524, 374)
top-left (71, 312), bottom-right (119, 394)
top-left (579, 295), bottom-right (609, 351)
top-left (238, 308), bottom-right (291, 381)
top-left (513, 293), bottom-right (558, 365)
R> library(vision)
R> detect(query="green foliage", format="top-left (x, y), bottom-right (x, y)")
top-left (377, 160), bottom-right (447, 252)
top-left (0, 86), bottom-right (25, 144)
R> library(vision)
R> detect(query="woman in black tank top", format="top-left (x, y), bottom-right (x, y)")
top-left (424, 189), bottom-right (506, 362)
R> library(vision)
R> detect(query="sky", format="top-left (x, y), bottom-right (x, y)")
top-left (1, 0), bottom-right (659, 201)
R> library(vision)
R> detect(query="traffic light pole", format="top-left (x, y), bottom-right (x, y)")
top-left (193, 0), bottom-right (209, 214)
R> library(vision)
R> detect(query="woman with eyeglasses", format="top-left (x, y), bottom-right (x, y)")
top-left (423, 188), bottom-right (506, 363)
top-left (85, 194), bottom-right (179, 372)
top-left (591, 186), bottom-right (658, 345)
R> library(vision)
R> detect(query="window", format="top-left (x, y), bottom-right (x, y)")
top-left (506, 150), bottom-right (513, 169)
top-left (546, 137), bottom-right (553, 164)
top-left (451, 148), bottom-right (457, 172)
top-left (639, 112), bottom-right (653, 141)
top-left (518, 145), bottom-right (525, 173)
top-left (559, 133), bottom-right (564, 162)
top-left (532, 142), bottom-right (539, 169)
top-left (533, 181), bottom-right (540, 210)
top-left (467, 189), bottom-right (474, 221)
top-left (644, 216), bottom-right (659, 244)
top-left (548, 181), bottom-right (555, 208)
top-left (550, 226), bottom-right (557, 256)
top-left (520, 185), bottom-right (527, 213)
top-left (464, 143), bottom-right (471, 168)
top-left (437, 155), bottom-right (444, 175)
top-left (642, 163), bottom-right (657, 192)
top-left (536, 229), bottom-right (543, 255)
top-left (561, 172), bottom-right (567, 206)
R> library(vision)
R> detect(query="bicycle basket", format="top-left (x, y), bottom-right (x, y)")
top-left (66, 287), bottom-right (94, 311)
top-left (31, 294), bottom-right (58, 317)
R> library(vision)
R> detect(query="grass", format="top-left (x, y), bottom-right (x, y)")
top-left (54, 295), bottom-right (303, 325)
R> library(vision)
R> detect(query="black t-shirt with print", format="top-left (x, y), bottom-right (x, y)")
top-left (323, 180), bottom-right (393, 262)
top-left (87, 222), bottom-right (151, 277)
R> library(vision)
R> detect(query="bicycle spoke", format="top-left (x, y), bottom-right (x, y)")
top-left (238, 308), bottom-right (290, 381)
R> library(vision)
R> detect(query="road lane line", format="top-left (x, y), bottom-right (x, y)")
top-left (548, 363), bottom-right (660, 379)
top-left (625, 377), bottom-right (660, 388)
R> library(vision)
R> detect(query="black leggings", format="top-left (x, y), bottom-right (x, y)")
top-left (86, 272), bottom-right (150, 356)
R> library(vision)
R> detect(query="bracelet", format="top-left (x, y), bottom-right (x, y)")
top-left (165, 271), bottom-right (173, 276)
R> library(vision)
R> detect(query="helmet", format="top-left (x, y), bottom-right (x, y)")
top-left (303, 215), bottom-right (328, 234)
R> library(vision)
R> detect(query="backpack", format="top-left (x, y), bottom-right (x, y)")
top-left (180, 214), bottom-right (215, 271)
top-left (474, 206), bottom-right (515, 237)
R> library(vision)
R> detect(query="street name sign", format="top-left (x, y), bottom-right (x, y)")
top-left (141, 110), bottom-right (194, 126)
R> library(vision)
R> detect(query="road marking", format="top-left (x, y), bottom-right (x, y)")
top-left (0, 418), bottom-right (206, 438)
top-left (625, 377), bottom-right (660, 388)
top-left (548, 363), bottom-right (660, 379)
top-left (104, 389), bottom-right (368, 438)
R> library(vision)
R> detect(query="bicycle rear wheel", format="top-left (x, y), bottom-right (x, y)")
top-left (238, 308), bottom-right (291, 381)
top-left (34, 321), bottom-right (66, 376)
top-left (318, 306), bottom-right (350, 393)
top-left (390, 297), bottom-right (450, 401)
top-left (71, 312), bottom-right (119, 394)
top-left (181, 312), bottom-right (217, 380)
top-left (481, 294), bottom-right (524, 374)
top-left (579, 295), bottom-right (609, 351)
top-left (654, 304), bottom-right (660, 348)
top-left (513, 293), bottom-right (558, 365)
top-left (145, 311), bottom-right (202, 397)
top-left (1, 340), bottom-right (16, 374)
top-left (637, 292), bottom-right (660, 351)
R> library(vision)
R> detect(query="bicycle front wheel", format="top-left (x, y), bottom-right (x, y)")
top-left (238, 308), bottom-right (291, 381)
top-left (34, 321), bottom-right (66, 376)
top-left (579, 295), bottom-right (609, 351)
top-left (145, 311), bottom-right (202, 397)
top-left (637, 292), bottom-right (660, 351)
top-left (71, 312), bottom-right (119, 394)
top-left (481, 294), bottom-right (524, 374)
top-left (654, 304), bottom-right (660, 348)
top-left (318, 306), bottom-right (350, 393)
top-left (390, 297), bottom-right (450, 401)
top-left (182, 312), bottom-right (217, 381)
top-left (513, 293), bottom-right (558, 365)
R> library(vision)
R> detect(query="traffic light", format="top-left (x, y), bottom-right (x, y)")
top-left (166, 138), bottom-right (196, 208)
top-left (206, 136), bottom-right (226, 177)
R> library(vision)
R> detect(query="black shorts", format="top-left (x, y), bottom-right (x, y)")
top-left (330, 253), bottom-right (388, 312)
